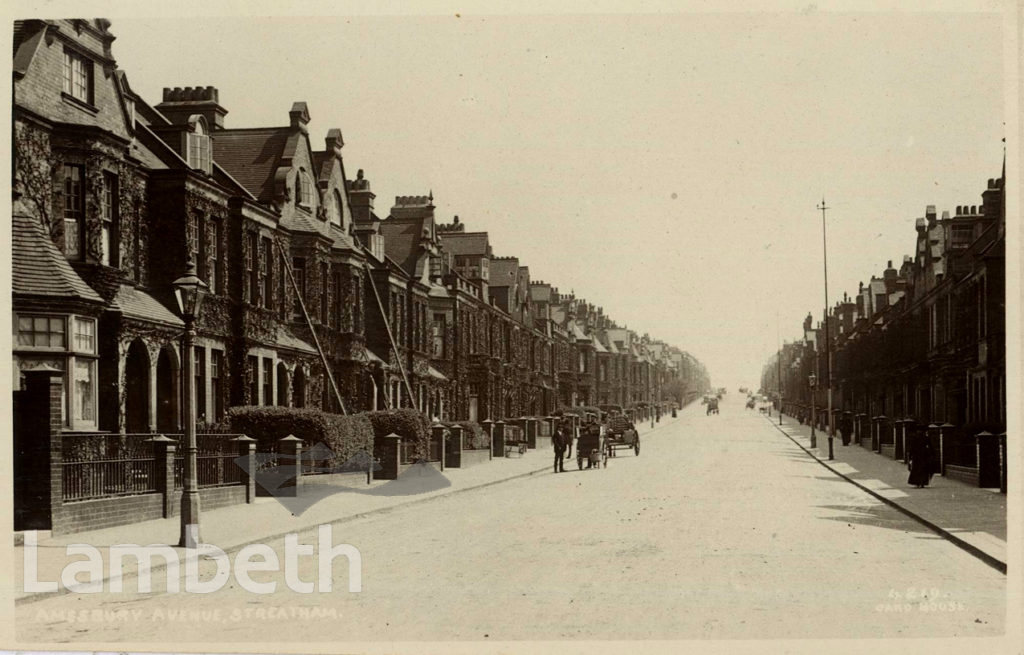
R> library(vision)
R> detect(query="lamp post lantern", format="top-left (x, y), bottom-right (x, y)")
top-left (173, 260), bottom-right (208, 548)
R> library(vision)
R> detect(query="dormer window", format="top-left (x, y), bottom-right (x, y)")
top-left (62, 49), bottom-right (93, 104)
top-left (296, 170), bottom-right (312, 209)
top-left (187, 118), bottom-right (211, 174)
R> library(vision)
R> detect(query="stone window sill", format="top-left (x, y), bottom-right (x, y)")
top-left (61, 92), bottom-right (99, 114)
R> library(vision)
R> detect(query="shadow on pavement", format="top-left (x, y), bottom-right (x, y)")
top-left (815, 503), bottom-right (935, 535)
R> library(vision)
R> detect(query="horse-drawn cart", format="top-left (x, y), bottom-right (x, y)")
top-left (605, 415), bottom-right (639, 458)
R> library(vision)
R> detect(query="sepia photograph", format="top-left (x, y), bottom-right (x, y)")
top-left (4, 2), bottom-right (1019, 653)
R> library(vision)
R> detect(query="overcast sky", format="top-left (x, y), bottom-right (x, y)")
top-left (96, 6), bottom-right (1006, 389)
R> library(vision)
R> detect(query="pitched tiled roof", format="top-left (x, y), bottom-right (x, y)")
top-left (281, 211), bottom-right (324, 235)
top-left (489, 258), bottom-right (519, 288)
top-left (571, 322), bottom-right (589, 341)
top-left (439, 232), bottom-right (489, 256)
top-left (275, 326), bottom-right (316, 355)
top-left (378, 218), bottom-right (424, 275)
top-left (328, 224), bottom-right (356, 250)
top-left (111, 284), bottom-right (183, 326)
top-left (12, 214), bottom-right (103, 303)
top-left (13, 21), bottom-right (45, 78)
top-left (213, 128), bottom-right (290, 203)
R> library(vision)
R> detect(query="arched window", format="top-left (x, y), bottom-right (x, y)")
top-left (330, 190), bottom-right (343, 227)
top-left (187, 118), bottom-right (210, 173)
top-left (296, 170), bottom-right (312, 209)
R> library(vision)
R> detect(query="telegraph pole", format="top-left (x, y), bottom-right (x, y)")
top-left (818, 197), bottom-right (834, 460)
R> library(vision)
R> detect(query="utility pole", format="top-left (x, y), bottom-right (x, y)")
top-left (818, 197), bottom-right (834, 460)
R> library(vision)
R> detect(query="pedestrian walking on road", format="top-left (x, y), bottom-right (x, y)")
top-left (553, 427), bottom-right (567, 473)
top-left (907, 431), bottom-right (934, 488)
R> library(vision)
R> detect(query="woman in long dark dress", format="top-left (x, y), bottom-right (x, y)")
top-left (907, 432), bottom-right (934, 488)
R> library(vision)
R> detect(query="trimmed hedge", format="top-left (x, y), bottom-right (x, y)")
top-left (456, 420), bottom-right (489, 450)
top-left (223, 406), bottom-right (374, 467)
top-left (365, 408), bottom-right (431, 460)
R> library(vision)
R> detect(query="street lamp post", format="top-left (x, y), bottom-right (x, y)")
top-left (818, 198), bottom-right (834, 461)
top-left (778, 348), bottom-right (783, 426)
top-left (173, 260), bottom-right (208, 548)
top-left (809, 372), bottom-right (817, 448)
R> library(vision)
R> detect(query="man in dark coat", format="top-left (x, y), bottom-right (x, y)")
top-left (553, 427), bottom-right (567, 473)
top-left (907, 431), bottom-right (934, 488)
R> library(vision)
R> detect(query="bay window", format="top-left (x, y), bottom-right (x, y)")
top-left (63, 164), bottom-right (84, 259)
top-left (101, 172), bottom-right (119, 267)
top-left (15, 314), bottom-right (98, 430)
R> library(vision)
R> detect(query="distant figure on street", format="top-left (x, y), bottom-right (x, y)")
top-left (553, 427), bottom-right (567, 473)
top-left (907, 431), bottom-right (934, 488)
top-left (840, 413), bottom-right (853, 446)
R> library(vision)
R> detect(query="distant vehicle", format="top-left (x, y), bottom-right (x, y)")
top-left (706, 398), bottom-right (719, 415)
top-left (605, 414), bottom-right (640, 457)
top-left (599, 404), bottom-right (624, 417)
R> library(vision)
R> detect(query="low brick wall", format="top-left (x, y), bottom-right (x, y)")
top-left (860, 436), bottom-right (872, 449)
top-left (880, 444), bottom-right (896, 459)
top-left (534, 436), bottom-right (552, 451)
top-left (57, 493), bottom-right (165, 536)
top-left (459, 449), bottom-right (491, 468)
top-left (945, 464), bottom-right (980, 487)
top-left (171, 486), bottom-right (248, 513)
top-left (56, 484), bottom-right (250, 536)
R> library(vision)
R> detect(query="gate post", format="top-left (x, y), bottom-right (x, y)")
top-left (231, 435), bottom-right (257, 503)
top-left (149, 435), bottom-right (177, 517)
top-left (276, 435), bottom-right (303, 497)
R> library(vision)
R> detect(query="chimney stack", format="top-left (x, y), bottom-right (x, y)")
top-left (348, 169), bottom-right (375, 223)
top-left (155, 85), bottom-right (228, 129)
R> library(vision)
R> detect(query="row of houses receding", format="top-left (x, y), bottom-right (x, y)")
top-left (762, 166), bottom-right (1006, 491)
top-left (12, 19), bottom-right (711, 442)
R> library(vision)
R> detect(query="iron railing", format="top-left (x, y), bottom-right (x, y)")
top-left (173, 433), bottom-right (246, 488)
top-left (61, 433), bottom-right (157, 502)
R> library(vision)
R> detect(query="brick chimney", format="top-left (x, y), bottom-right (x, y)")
top-left (348, 169), bottom-right (375, 223)
top-left (155, 86), bottom-right (228, 129)
top-left (883, 259), bottom-right (898, 291)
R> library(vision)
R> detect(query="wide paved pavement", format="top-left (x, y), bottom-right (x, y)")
top-left (16, 394), bottom-right (1006, 645)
